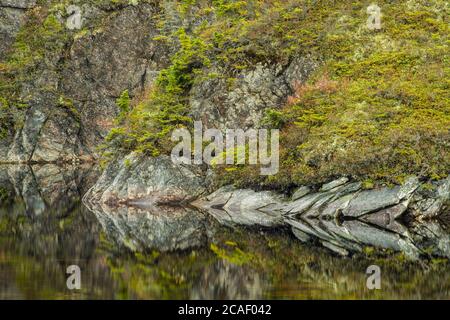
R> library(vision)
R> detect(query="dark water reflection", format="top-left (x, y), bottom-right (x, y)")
top-left (0, 165), bottom-right (449, 299)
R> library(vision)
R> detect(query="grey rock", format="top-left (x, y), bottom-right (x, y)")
top-left (343, 177), bottom-right (420, 218)
top-left (0, 163), bottom-right (99, 214)
top-left (291, 186), bottom-right (311, 200)
top-left (189, 57), bottom-right (318, 130)
top-left (0, 4), bottom-right (28, 59)
top-left (342, 220), bottom-right (420, 259)
top-left (360, 201), bottom-right (409, 235)
top-left (83, 153), bottom-right (207, 206)
top-left (7, 108), bottom-right (47, 162)
top-left (410, 176), bottom-right (450, 218)
top-left (409, 220), bottom-right (450, 258)
top-left (320, 177), bottom-right (349, 192)
top-left (2, 3), bottom-right (169, 163)
top-left (283, 192), bottom-right (331, 215)
top-left (192, 186), bottom-right (285, 227)
top-left (0, 0), bottom-right (36, 8)
top-left (343, 187), bottom-right (400, 217)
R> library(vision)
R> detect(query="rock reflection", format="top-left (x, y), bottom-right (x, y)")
top-left (286, 216), bottom-right (450, 259)
top-left (84, 200), bottom-right (211, 252)
top-left (0, 165), bottom-right (449, 299)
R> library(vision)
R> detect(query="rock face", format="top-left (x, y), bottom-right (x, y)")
top-left (0, 163), bottom-right (100, 215)
top-left (190, 56), bottom-right (318, 130)
top-left (83, 153), bottom-right (208, 206)
top-left (0, 1), bottom-right (35, 60)
top-left (1, 2), bottom-right (169, 163)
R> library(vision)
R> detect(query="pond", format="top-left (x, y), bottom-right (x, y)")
top-left (0, 165), bottom-right (449, 299)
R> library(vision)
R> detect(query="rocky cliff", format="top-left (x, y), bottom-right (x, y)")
top-left (1, 1), bottom-right (449, 232)
top-left (1, 0), bottom-right (169, 163)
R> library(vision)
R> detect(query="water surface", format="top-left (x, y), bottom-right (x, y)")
top-left (0, 165), bottom-right (449, 299)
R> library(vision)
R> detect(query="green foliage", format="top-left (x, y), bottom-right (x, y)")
top-left (102, 28), bottom-right (211, 156)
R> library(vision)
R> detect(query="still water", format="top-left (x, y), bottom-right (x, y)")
top-left (0, 165), bottom-right (449, 299)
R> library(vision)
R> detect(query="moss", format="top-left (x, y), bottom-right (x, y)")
top-left (58, 95), bottom-right (80, 122)
top-left (102, 27), bottom-right (210, 157)
top-left (0, 4), bottom-right (69, 140)
top-left (214, 0), bottom-right (449, 189)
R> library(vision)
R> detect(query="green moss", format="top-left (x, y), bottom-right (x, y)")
top-left (102, 27), bottom-right (210, 156)
top-left (215, 0), bottom-right (449, 189)
top-left (58, 95), bottom-right (80, 122)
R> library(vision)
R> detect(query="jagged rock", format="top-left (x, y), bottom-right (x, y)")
top-left (320, 177), bottom-right (349, 191)
top-left (360, 201), bottom-right (409, 235)
top-left (342, 177), bottom-right (419, 218)
top-left (291, 186), bottom-right (311, 200)
top-left (0, 163), bottom-right (98, 214)
top-left (283, 192), bottom-right (331, 215)
top-left (7, 108), bottom-right (47, 162)
top-left (189, 56), bottom-right (319, 130)
top-left (409, 220), bottom-right (450, 258)
top-left (2, 3), bottom-right (169, 163)
top-left (195, 176), bottom-right (448, 257)
top-left (342, 220), bottom-right (420, 259)
top-left (0, 1), bottom-right (35, 59)
top-left (192, 186), bottom-right (285, 227)
top-left (410, 176), bottom-right (450, 219)
top-left (83, 153), bottom-right (207, 206)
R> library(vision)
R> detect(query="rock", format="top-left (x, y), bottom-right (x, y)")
top-left (409, 220), bottom-right (450, 258)
top-left (343, 187), bottom-right (400, 218)
top-left (291, 186), bottom-right (311, 200)
top-left (0, 1), bottom-right (34, 59)
top-left (83, 153), bottom-right (207, 206)
top-left (0, 163), bottom-right (99, 215)
top-left (320, 177), bottom-right (349, 192)
top-left (398, 176), bottom-right (420, 199)
top-left (199, 176), bottom-right (448, 257)
top-left (86, 200), bottom-right (210, 252)
top-left (360, 201), bottom-right (409, 235)
top-left (342, 220), bottom-right (420, 259)
top-left (192, 186), bottom-right (285, 227)
top-left (410, 176), bottom-right (450, 219)
top-left (1, 3), bottom-right (170, 163)
top-left (283, 192), bottom-right (331, 215)
top-left (342, 177), bottom-right (420, 218)
top-left (0, 0), bottom-right (35, 8)
top-left (7, 108), bottom-right (47, 162)
top-left (189, 57), bottom-right (318, 130)
top-left (318, 193), bottom-right (356, 218)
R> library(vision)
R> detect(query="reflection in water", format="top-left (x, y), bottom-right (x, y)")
top-left (0, 165), bottom-right (449, 299)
